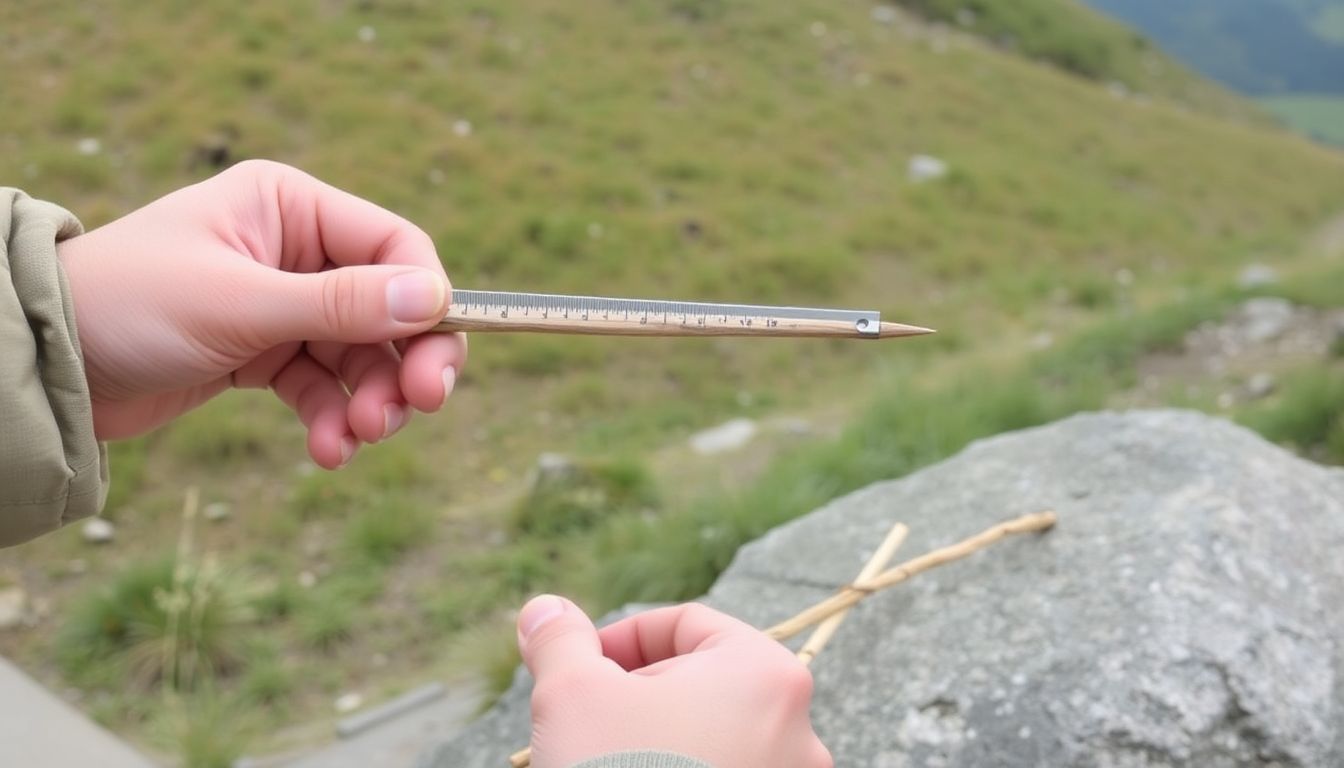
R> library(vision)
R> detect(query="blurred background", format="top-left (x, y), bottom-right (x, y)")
top-left (1, 1), bottom-right (1343, 765)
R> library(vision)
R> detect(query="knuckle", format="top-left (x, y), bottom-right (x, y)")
top-left (226, 158), bottom-right (286, 181)
top-left (530, 672), bottom-right (590, 720)
top-left (319, 270), bottom-right (363, 334)
top-left (777, 661), bottom-right (815, 706)
top-left (680, 601), bottom-right (719, 624)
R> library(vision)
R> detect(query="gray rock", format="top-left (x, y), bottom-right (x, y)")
top-left (871, 5), bottom-right (899, 25)
top-left (1237, 263), bottom-right (1278, 289)
top-left (1238, 297), bottom-right (1295, 344)
top-left (689, 418), bottom-right (757, 455)
top-left (1245, 372), bottom-right (1276, 400)
top-left (530, 453), bottom-right (577, 489)
top-left (416, 411), bottom-right (1344, 768)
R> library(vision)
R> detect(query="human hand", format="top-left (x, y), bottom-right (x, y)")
top-left (517, 595), bottom-right (832, 768)
top-left (56, 160), bottom-right (466, 468)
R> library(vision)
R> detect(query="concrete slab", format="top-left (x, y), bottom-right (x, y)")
top-left (0, 656), bottom-right (158, 767)
top-left (238, 678), bottom-right (485, 768)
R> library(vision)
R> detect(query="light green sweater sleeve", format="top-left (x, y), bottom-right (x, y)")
top-left (0, 188), bottom-right (107, 547)
top-left (572, 752), bottom-right (712, 768)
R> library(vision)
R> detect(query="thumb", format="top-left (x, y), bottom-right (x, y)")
top-left (255, 265), bottom-right (449, 345)
top-left (517, 595), bottom-right (603, 680)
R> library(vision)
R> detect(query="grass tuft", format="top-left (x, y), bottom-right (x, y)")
top-left (512, 458), bottom-right (659, 537)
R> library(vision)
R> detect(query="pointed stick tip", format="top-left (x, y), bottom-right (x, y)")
top-left (878, 322), bottom-right (937, 338)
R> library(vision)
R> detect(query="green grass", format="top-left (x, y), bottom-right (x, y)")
top-left (155, 693), bottom-right (254, 768)
top-left (1316, 4), bottom-right (1344, 44)
top-left (1259, 94), bottom-right (1344, 145)
top-left (56, 558), bottom-right (250, 690)
top-left (511, 457), bottom-right (659, 536)
top-left (296, 594), bottom-right (355, 652)
top-left (342, 497), bottom-right (436, 564)
top-left (1237, 368), bottom-right (1344, 463)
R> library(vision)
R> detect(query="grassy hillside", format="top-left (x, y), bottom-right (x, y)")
top-left (896, 0), bottom-right (1260, 118)
top-left (1261, 94), bottom-right (1344, 144)
top-left (2, 1), bottom-right (1344, 764)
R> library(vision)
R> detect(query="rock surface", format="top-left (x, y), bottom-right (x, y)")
top-left (416, 411), bottom-right (1344, 768)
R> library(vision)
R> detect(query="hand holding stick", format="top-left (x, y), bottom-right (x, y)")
top-left (508, 510), bottom-right (1057, 767)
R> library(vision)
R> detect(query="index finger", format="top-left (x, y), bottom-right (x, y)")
top-left (232, 160), bottom-right (449, 277)
top-left (596, 603), bottom-right (763, 671)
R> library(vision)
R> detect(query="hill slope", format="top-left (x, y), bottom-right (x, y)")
top-left (1, 0), bottom-right (1344, 762)
top-left (1084, 0), bottom-right (1344, 95)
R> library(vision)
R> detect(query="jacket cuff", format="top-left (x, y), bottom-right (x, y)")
top-left (570, 751), bottom-right (714, 768)
top-left (0, 188), bottom-right (107, 547)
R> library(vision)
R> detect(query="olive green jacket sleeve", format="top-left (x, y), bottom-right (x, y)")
top-left (573, 752), bottom-right (712, 768)
top-left (0, 188), bottom-right (107, 547)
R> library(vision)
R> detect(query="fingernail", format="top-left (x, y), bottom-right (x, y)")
top-left (441, 366), bottom-right (457, 407)
top-left (387, 271), bottom-right (446, 323)
top-left (519, 595), bottom-right (566, 639)
top-left (339, 437), bottom-right (357, 467)
top-left (383, 404), bottom-right (407, 439)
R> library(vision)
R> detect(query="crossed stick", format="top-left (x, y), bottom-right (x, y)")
top-left (509, 510), bottom-right (1058, 767)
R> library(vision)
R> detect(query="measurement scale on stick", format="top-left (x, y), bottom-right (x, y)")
top-left (434, 290), bottom-right (934, 339)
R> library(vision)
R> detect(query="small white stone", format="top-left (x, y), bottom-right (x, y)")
top-left (452, 119), bottom-right (473, 137)
top-left (357, 25), bottom-right (376, 43)
top-left (907, 154), bottom-right (948, 184)
top-left (298, 571), bottom-right (318, 589)
top-left (203, 502), bottom-right (232, 522)
top-left (1018, 725), bottom-right (1032, 739)
top-left (75, 137), bottom-right (101, 156)
top-left (0, 586), bottom-right (26, 630)
top-left (690, 418), bottom-right (758, 455)
top-left (334, 692), bottom-right (364, 713)
top-left (82, 518), bottom-right (115, 544)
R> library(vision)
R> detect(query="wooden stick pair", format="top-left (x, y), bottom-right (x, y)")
top-left (509, 510), bottom-right (1057, 767)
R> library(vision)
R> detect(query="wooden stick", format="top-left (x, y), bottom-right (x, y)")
top-left (436, 314), bottom-right (935, 339)
top-left (797, 522), bottom-right (908, 665)
top-left (507, 510), bottom-right (1056, 767)
top-left (765, 511), bottom-right (1056, 641)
